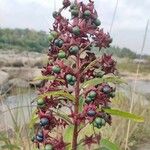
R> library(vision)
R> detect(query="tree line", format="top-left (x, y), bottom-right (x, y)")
top-left (0, 28), bottom-right (147, 59)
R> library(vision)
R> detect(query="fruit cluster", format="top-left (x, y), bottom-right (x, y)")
top-left (32, 0), bottom-right (116, 149)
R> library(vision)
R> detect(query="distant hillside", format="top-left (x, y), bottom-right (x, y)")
top-left (0, 28), bottom-right (142, 59)
top-left (0, 28), bottom-right (49, 52)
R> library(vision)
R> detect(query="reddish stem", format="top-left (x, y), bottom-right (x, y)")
top-left (72, 53), bottom-right (80, 150)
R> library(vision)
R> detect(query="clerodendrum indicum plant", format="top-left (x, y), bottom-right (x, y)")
top-left (32, 0), bottom-right (121, 149)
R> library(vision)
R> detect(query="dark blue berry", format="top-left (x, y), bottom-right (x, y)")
top-left (87, 110), bottom-right (96, 117)
top-left (102, 85), bottom-right (111, 94)
top-left (40, 118), bottom-right (49, 126)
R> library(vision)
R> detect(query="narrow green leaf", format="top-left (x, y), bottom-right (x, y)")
top-left (100, 139), bottom-right (120, 150)
top-left (39, 90), bottom-right (75, 101)
top-left (64, 125), bottom-right (74, 150)
top-left (82, 76), bottom-right (126, 89)
top-left (103, 108), bottom-right (144, 122)
top-left (54, 111), bottom-right (72, 124)
top-left (79, 97), bottom-right (84, 112)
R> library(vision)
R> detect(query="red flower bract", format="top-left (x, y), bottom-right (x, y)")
top-left (32, 0), bottom-right (117, 150)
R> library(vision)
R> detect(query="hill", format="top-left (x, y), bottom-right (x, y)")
top-left (0, 28), bottom-right (145, 59)
top-left (0, 28), bottom-right (49, 52)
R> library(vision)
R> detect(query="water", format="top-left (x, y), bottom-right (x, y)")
top-left (0, 80), bottom-right (150, 130)
top-left (0, 90), bottom-right (36, 130)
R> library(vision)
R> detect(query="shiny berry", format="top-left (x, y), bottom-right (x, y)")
top-left (52, 11), bottom-right (59, 18)
top-left (58, 39), bottom-right (64, 48)
top-left (48, 35), bottom-right (54, 42)
top-left (69, 81), bottom-right (75, 86)
top-left (95, 117), bottom-right (102, 125)
top-left (85, 97), bottom-right (93, 103)
top-left (93, 18), bottom-right (101, 26)
top-left (54, 39), bottom-right (60, 46)
top-left (70, 3), bottom-right (76, 9)
top-left (72, 76), bottom-right (76, 82)
top-left (66, 74), bottom-right (73, 82)
top-left (87, 110), bottom-right (96, 117)
top-left (58, 51), bottom-right (66, 59)
top-left (36, 136), bottom-right (43, 142)
top-left (37, 99), bottom-right (45, 107)
top-left (45, 144), bottom-right (53, 150)
top-left (51, 31), bottom-right (58, 38)
top-left (69, 46), bottom-right (79, 54)
top-left (54, 39), bottom-right (64, 48)
top-left (93, 121), bottom-right (102, 128)
top-left (52, 66), bottom-right (61, 73)
top-left (88, 91), bottom-right (97, 99)
top-left (102, 85), bottom-right (111, 94)
top-left (71, 9), bottom-right (79, 16)
top-left (40, 118), bottom-right (49, 126)
top-left (101, 118), bottom-right (106, 126)
top-left (72, 26), bottom-right (80, 36)
top-left (83, 10), bottom-right (91, 17)
top-left (37, 131), bottom-right (43, 138)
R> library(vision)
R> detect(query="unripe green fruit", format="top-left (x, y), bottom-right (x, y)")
top-left (93, 18), bottom-right (101, 26)
top-left (48, 35), bottom-right (54, 42)
top-left (85, 97), bottom-right (93, 103)
top-left (37, 99), bottom-right (45, 106)
top-left (101, 118), bottom-right (106, 126)
top-left (52, 66), bottom-right (61, 73)
top-left (72, 76), bottom-right (76, 82)
top-left (71, 9), bottom-right (79, 16)
top-left (93, 121), bottom-right (102, 129)
top-left (69, 81), bottom-right (75, 86)
top-left (58, 51), bottom-right (66, 59)
top-left (51, 31), bottom-right (58, 38)
top-left (84, 10), bottom-right (91, 17)
top-left (70, 3), bottom-right (76, 9)
top-left (66, 74), bottom-right (73, 82)
top-left (72, 26), bottom-right (80, 36)
top-left (88, 91), bottom-right (97, 99)
top-left (45, 144), bottom-right (53, 150)
top-left (95, 117), bottom-right (102, 125)
top-left (69, 46), bottom-right (79, 54)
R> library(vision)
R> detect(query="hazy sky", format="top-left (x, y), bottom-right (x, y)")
top-left (0, 0), bottom-right (150, 54)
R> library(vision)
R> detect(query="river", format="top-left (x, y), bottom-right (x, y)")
top-left (0, 80), bottom-right (150, 130)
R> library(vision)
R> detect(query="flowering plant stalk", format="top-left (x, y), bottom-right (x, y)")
top-left (31, 0), bottom-right (143, 150)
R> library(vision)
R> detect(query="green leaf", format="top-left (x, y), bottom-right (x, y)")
top-left (39, 90), bottom-right (75, 102)
top-left (82, 76), bottom-right (126, 89)
top-left (79, 97), bottom-right (84, 112)
top-left (103, 108), bottom-right (144, 122)
top-left (64, 125), bottom-right (74, 150)
top-left (100, 139), bottom-right (120, 150)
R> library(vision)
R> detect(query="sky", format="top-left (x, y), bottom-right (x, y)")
top-left (0, 0), bottom-right (150, 54)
